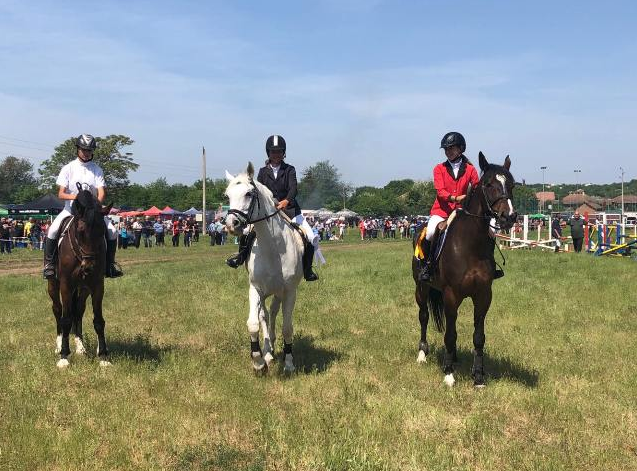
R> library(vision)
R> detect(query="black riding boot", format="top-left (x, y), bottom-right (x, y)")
top-left (226, 231), bottom-right (256, 268)
top-left (43, 237), bottom-right (57, 279)
top-left (302, 241), bottom-right (319, 281)
top-left (417, 240), bottom-right (433, 282)
top-left (105, 239), bottom-right (124, 278)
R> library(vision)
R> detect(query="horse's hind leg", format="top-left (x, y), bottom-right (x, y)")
top-left (416, 283), bottom-right (430, 363)
top-left (48, 279), bottom-right (63, 354)
top-left (247, 285), bottom-right (266, 373)
top-left (91, 281), bottom-right (110, 366)
top-left (72, 289), bottom-right (89, 355)
top-left (281, 290), bottom-right (297, 374)
top-left (471, 287), bottom-right (492, 388)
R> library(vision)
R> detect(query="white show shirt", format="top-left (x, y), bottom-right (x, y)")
top-left (56, 159), bottom-right (105, 212)
top-left (270, 163), bottom-right (281, 179)
top-left (450, 159), bottom-right (462, 179)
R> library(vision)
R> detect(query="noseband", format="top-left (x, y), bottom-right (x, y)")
top-left (227, 180), bottom-right (281, 225)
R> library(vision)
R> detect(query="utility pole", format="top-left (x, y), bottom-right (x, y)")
top-left (202, 146), bottom-right (207, 233)
top-left (540, 166), bottom-right (547, 213)
top-left (573, 169), bottom-right (581, 191)
top-left (620, 166), bottom-right (625, 223)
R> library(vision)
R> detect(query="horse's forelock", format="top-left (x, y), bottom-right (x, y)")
top-left (481, 164), bottom-right (515, 185)
top-left (226, 172), bottom-right (275, 206)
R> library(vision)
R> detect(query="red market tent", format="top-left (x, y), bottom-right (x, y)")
top-left (143, 206), bottom-right (162, 217)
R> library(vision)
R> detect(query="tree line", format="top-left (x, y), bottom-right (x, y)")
top-left (16, 133), bottom-right (637, 216)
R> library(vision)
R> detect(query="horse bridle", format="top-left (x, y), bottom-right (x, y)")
top-left (460, 180), bottom-right (511, 227)
top-left (226, 180), bottom-right (281, 225)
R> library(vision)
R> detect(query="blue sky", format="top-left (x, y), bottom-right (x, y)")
top-left (1, 0), bottom-right (635, 187)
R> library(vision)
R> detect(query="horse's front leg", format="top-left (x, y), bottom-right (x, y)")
top-left (262, 296), bottom-right (282, 368)
top-left (47, 279), bottom-right (63, 354)
top-left (91, 281), bottom-right (110, 366)
top-left (442, 287), bottom-right (460, 387)
top-left (72, 288), bottom-right (90, 355)
top-left (247, 285), bottom-right (266, 373)
top-left (281, 289), bottom-right (297, 374)
top-left (471, 286), bottom-right (492, 388)
top-left (416, 283), bottom-right (430, 363)
top-left (57, 282), bottom-right (74, 368)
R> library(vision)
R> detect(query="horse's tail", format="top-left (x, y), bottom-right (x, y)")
top-left (427, 287), bottom-right (445, 332)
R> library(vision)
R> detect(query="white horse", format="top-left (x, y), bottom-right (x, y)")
top-left (225, 162), bottom-right (305, 374)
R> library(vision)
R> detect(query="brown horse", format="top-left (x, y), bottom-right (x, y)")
top-left (48, 183), bottom-right (112, 368)
top-left (413, 152), bottom-right (517, 387)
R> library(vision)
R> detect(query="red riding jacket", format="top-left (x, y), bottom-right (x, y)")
top-left (430, 156), bottom-right (480, 218)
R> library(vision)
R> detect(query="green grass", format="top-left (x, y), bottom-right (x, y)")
top-left (1, 234), bottom-right (636, 470)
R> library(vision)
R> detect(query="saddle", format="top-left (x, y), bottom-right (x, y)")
top-left (414, 210), bottom-right (457, 262)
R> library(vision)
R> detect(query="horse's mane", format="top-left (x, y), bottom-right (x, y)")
top-left (72, 190), bottom-right (100, 226)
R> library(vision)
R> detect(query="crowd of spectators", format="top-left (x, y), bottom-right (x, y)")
top-left (0, 217), bottom-right (49, 253)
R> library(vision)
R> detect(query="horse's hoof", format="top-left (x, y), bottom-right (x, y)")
top-left (252, 353), bottom-right (267, 373)
top-left (416, 350), bottom-right (427, 364)
top-left (75, 342), bottom-right (86, 356)
top-left (57, 358), bottom-right (70, 369)
top-left (443, 373), bottom-right (455, 387)
top-left (474, 381), bottom-right (486, 389)
top-left (264, 352), bottom-right (275, 367)
top-left (99, 360), bottom-right (112, 367)
top-left (55, 336), bottom-right (62, 354)
top-left (284, 364), bottom-right (295, 375)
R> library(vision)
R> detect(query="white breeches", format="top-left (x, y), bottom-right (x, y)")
top-left (426, 215), bottom-right (445, 241)
top-left (47, 209), bottom-right (117, 240)
top-left (293, 214), bottom-right (319, 247)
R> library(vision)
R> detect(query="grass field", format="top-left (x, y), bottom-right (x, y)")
top-left (1, 234), bottom-right (636, 470)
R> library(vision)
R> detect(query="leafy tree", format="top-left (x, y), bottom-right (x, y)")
top-left (297, 160), bottom-right (346, 209)
top-left (0, 156), bottom-right (40, 204)
top-left (512, 184), bottom-right (539, 214)
top-left (39, 135), bottom-right (139, 203)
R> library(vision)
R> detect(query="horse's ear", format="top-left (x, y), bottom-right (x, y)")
top-left (479, 151), bottom-right (489, 172)
top-left (503, 155), bottom-right (511, 171)
top-left (247, 162), bottom-right (254, 180)
top-left (76, 182), bottom-right (83, 192)
top-left (225, 170), bottom-right (235, 182)
top-left (101, 203), bottom-right (113, 215)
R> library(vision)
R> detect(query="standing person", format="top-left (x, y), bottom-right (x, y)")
top-left (141, 216), bottom-right (153, 248)
top-left (358, 219), bottom-right (365, 240)
top-left (0, 217), bottom-right (11, 254)
top-left (418, 132), bottom-right (480, 281)
top-left (183, 217), bottom-right (193, 247)
top-left (153, 218), bottom-right (165, 246)
top-left (119, 221), bottom-right (129, 249)
top-left (552, 215), bottom-right (563, 253)
top-left (172, 218), bottom-right (181, 247)
top-left (132, 218), bottom-right (142, 248)
top-left (43, 134), bottom-right (123, 278)
top-left (30, 219), bottom-right (42, 250)
top-left (226, 134), bottom-right (319, 281)
top-left (215, 217), bottom-right (226, 245)
top-left (193, 220), bottom-right (200, 242)
top-left (208, 219), bottom-right (217, 246)
top-left (24, 218), bottom-right (33, 248)
top-left (568, 211), bottom-right (585, 253)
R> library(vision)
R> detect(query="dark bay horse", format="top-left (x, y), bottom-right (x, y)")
top-left (48, 183), bottom-right (112, 368)
top-left (413, 152), bottom-right (517, 387)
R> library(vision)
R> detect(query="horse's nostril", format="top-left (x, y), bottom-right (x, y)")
top-left (233, 219), bottom-right (239, 226)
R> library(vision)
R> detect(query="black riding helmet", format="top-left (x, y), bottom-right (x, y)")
top-left (76, 134), bottom-right (97, 151)
top-left (265, 135), bottom-right (286, 156)
top-left (440, 132), bottom-right (466, 153)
